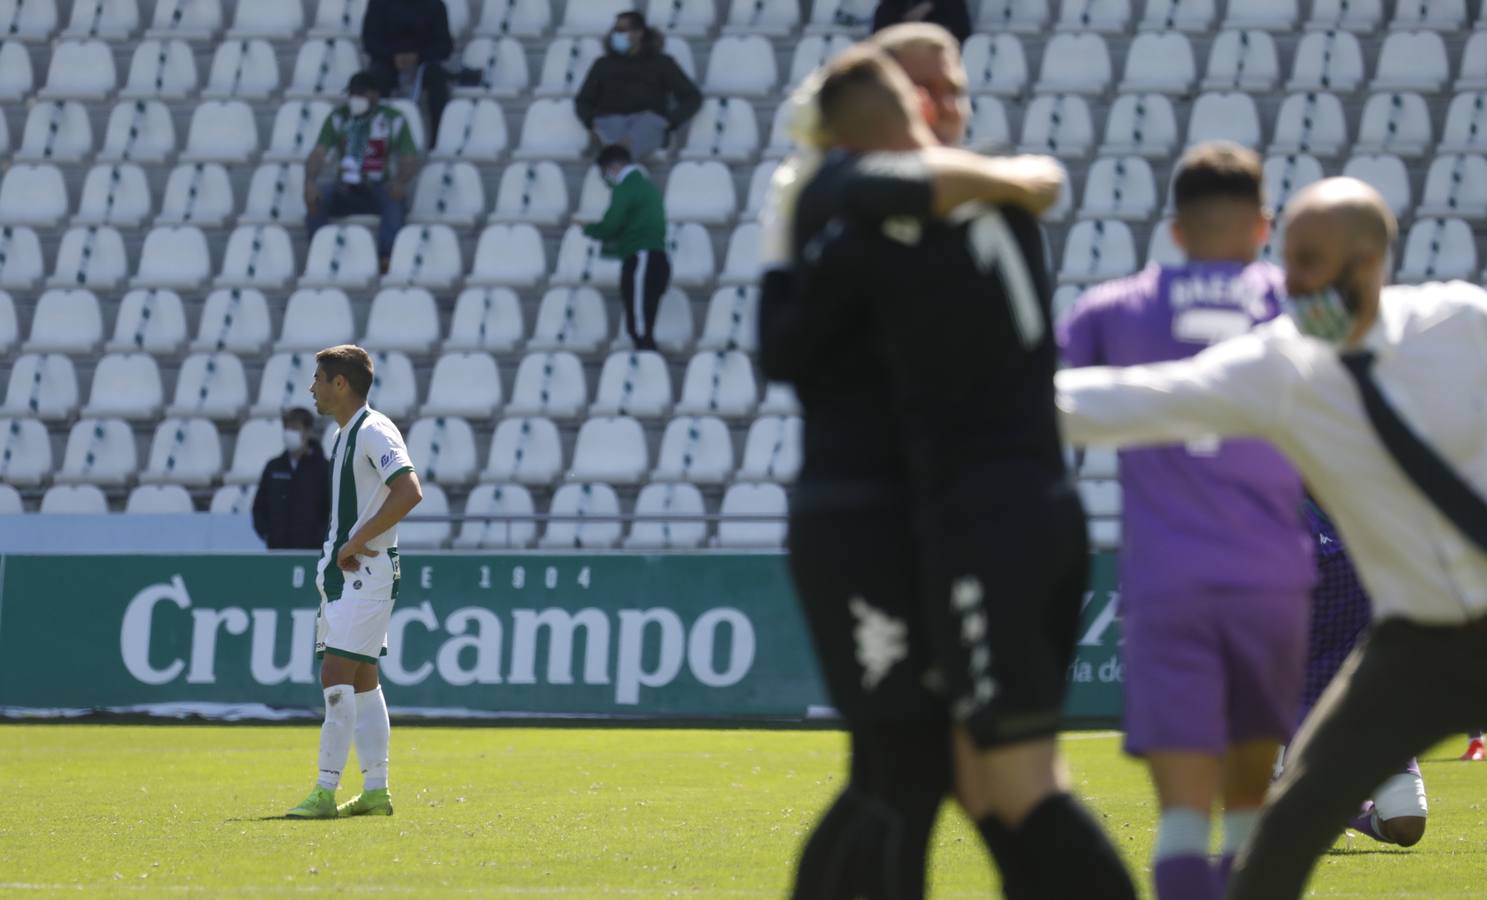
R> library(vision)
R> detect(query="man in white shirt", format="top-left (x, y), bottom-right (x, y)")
top-left (1055, 177), bottom-right (1487, 898)
top-left (287, 344), bottom-right (423, 819)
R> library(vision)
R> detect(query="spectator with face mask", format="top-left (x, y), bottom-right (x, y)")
top-left (253, 408), bottom-right (332, 551)
top-left (305, 72), bottom-right (420, 273)
top-left (574, 11), bottom-right (702, 160)
top-left (583, 144), bottom-right (670, 352)
top-left (361, 0), bottom-right (453, 146)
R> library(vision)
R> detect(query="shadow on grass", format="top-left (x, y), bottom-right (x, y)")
top-left (224, 816), bottom-right (349, 823)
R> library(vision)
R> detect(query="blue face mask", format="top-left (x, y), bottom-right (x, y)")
top-left (609, 31), bottom-right (632, 54)
top-left (1286, 260), bottom-right (1361, 347)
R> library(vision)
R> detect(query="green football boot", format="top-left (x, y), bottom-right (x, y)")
top-left (337, 788), bottom-right (393, 817)
top-left (285, 786), bottom-right (338, 819)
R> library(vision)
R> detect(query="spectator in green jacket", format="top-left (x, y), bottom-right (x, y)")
top-left (583, 145), bottom-right (671, 352)
top-left (574, 11), bottom-right (702, 160)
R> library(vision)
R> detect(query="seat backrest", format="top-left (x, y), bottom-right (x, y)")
top-left (699, 286), bottom-right (759, 352)
top-left (0, 416), bottom-right (53, 485)
top-left (470, 223), bottom-right (547, 284)
top-left (43, 38), bottom-right (116, 97)
top-left (678, 350), bottom-right (758, 416)
top-left (1081, 156), bottom-right (1157, 218)
top-left (1306, 0), bottom-right (1382, 31)
top-left (0, 163), bottom-right (67, 226)
top-left (664, 161), bottom-right (737, 223)
top-left (195, 287), bottom-right (271, 352)
top-left (474, 0), bottom-right (550, 36)
top-left (170, 351), bottom-right (247, 418)
top-left (1262, 152), bottom-right (1325, 215)
top-left (135, 225), bottom-right (211, 287)
top-left (86, 352), bottom-right (163, 417)
top-left (267, 99), bottom-right (332, 159)
top-left (1121, 31), bottom-right (1195, 92)
top-left (73, 162), bottom-right (151, 226)
top-left (1186, 91), bottom-right (1261, 147)
top-left (4, 353), bottom-right (78, 419)
top-left (406, 416), bottom-right (479, 485)
top-left (515, 98), bottom-right (587, 158)
top-left (720, 223), bottom-right (761, 284)
top-left (542, 482), bottom-right (622, 549)
top-left (41, 484), bottom-right (109, 514)
top-left (1139, 0), bottom-right (1215, 30)
top-left (309, 0), bottom-right (367, 36)
top-left (1357, 91), bottom-right (1432, 154)
top-left (507, 351), bottom-right (588, 418)
top-left (591, 350), bottom-right (673, 417)
top-left (570, 415), bottom-right (649, 484)
top-left (1223, 0), bottom-right (1296, 29)
top-left (530, 286), bottom-right (610, 352)
top-left (301, 224), bottom-right (378, 287)
top-left (204, 38), bottom-right (280, 98)
top-left (424, 352), bottom-right (503, 418)
top-left (1059, 219), bottom-right (1138, 282)
top-left (126, 484), bottom-right (195, 514)
top-left (462, 36), bottom-right (528, 93)
top-left (552, 224), bottom-right (622, 287)
top-left (559, 0), bottom-right (629, 33)
top-left (20, 100), bottom-right (93, 161)
top-left (148, 0), bottom-right (223, 38)
top-left (184, 99), bottom-right (258, 161)
top-left (491, 160), bottom-right (568, 223)
top-left (289, 37), bottom-right (358, 96)
top-left (0, 289), bottom-right (15, 353)
top-left (365, 350), bottom-right (417, 419)
top-left (457, 483), bottom-right (537, 548)
top-left (1442, 92), bottom-right (1487, 152)
top-left (1419, 154), bottom-right (1487, 215)
top-left (110, 288), bottom-right (187, 352)
top-left (412, 161), bottom-right (486, 224)
top-left (1102, 92), bottom-right (1179, 155)
top-left (386, 224), bottom-right (464, 288)
top-left (1340, 154), bottom-right (1411, 215)
top-left (122, 38), bottom-right (196, 98)
top-left (653, 415), bottom-right (733, 483)
top-left (1375, 31), bottom-right (1448, 91)
top-left (1038, 33), bottom-right (1111, 93)
top-left (0, 225), bottom-right (44, 288)
top-left (962, 33), bottom-right (1027, 96)
top-left (0, 40), bottom-right (33, 100)
top-left (210, 484), bottom-right (256, 514)
top-left (625, 482), bottom-right (706, 549)
top-left (1288, 30), bottom-right (1364, 92)
top-left (485, 416), bottom-right (563, 485)
top-left (645, 0), bottom-right (714, 34)
top-left (1399, 218), bottom-right (1477, 280)
top-left (364, 287), bottom-right (440, 353)
top-left (278, 288), bottom-right (355, 350)
top-left (536, 35), bottom-right (601, 94)
top-left (724, 0), bottom-right (799, 34)
top-left (1392, 0), bottom-right (1466, 29)
top-left (705, 35), bottom-right (776, 95)
top-left (1019, 93), bottom-right (1093, 156)
top-left (241, 162), bottom-right (306, 224)
top-left (144, 417), bottom-right (222, 485)
top-left (27, 288), bottom-right (102, 352)
top-left (1055, 0), bottom-right (1129, 31)
top-left (435, 98), bottom-right (510, 159)
top-left (229, 0), bottom-right (302, 36)
top-left (100, 99), bottom-right (176, 162)
top-left (682, 97), bottom-right (760, 161)
top-left (786, 34), bottom-right (851, 88)
top-left (446, 287), bottom-right (525, 351)
top-left (717, 482), bottom-right (787, 548)
top-left (53, 226), bottom-right (129, 289)
top-left (61, 416), bottom-right (136, 483)
top-left (157, 162), bottom-right (235, 226)
top-left (1203, 29), bottom-right (1279, 90)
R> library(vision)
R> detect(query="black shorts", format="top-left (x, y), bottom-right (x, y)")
top-left (787, 503), bottom-right (946, 725)
top-left (918, 483), bottom-right (1089, 748)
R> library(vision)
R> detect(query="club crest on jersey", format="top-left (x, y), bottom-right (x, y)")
top-left (353, 580), bottom-right (363, 591)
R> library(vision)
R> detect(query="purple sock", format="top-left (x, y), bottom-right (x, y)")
top-left (1348, 801), bottom-right (1392, 844)
top-left (1153, 855), bottom-right (1218, 900)
top-left (1404, 757), bottom-right (1421, 777)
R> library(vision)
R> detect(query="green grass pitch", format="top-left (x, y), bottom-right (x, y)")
top-left (3, 726), bottom-right (1485, 896)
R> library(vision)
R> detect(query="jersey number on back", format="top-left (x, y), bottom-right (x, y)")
top-left (966, 211), bottom-right (1046, 349)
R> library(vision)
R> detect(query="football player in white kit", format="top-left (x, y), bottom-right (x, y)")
top-left (287, 344), bottom-right (423, 819)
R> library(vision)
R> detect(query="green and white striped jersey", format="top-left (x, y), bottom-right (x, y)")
top-left (315, 405), bottom-right (414, 602)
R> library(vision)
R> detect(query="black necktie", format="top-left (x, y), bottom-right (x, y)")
top-left (1340, 350), bottom-right (1487, 555)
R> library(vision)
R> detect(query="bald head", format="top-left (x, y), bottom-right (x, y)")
top-left (1282, 177), bottom-right (1397, 349)
top-left (1284, 177), bottom-right (1397, 256)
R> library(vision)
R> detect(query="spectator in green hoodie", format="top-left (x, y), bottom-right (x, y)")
top-left (575, 11), bottom-right (702, 160)
top-left (583, 144), bottom-right (670, 352)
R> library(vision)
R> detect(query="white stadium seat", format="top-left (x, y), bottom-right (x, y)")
top-left (0, 484), bottom-right (22, 513)
top-left (786, 34), bottom-right (851, 90)
top-left (570, 416), bottom-right (649, 484)
top-left (558, 0), bottom-right (630, 35)
top-left (473, 0), bottom-right (550, 37)
top-left (964, 96), bottom-right (1014, 152)
top-left (552, 225), bottom-right (622, 288)
top-left (1144, 222), bottom-right (1183, 267)
top-left (1080, 480), bottom-right (1123, 517)
top-left (0, 164), bottom-right (67, 227)
top-left (210, 484), bottom-right (256, 515)
top-left (181, 100), bottom-right (258, 162)
top-left (1355, 92), bottom-right (1432, 157)
top-left (652, 415), bottom-right (733, 483)
top-left (1441, 93), bottom-right (1487, 154)
top-left (308, 0), bottom-right (367, 38)
top-left (411, 162), bottom-right (486, 226)
top-left (483, 416), bottom-right (563, 485)
top-left (591, 351), bottom-right (673, 418)
top-left (400, 483), bottom-right (451, 549)
top-left (2, 353), bottom-right (78, 420)
top-left (121, 39), bottom-right (197, 99)
top-left (0, 40), bottom-right (32, 100)
top-left (1263, 153), bottom-right (1326, 216)
top-left (108, 288), bottom-right (186, 353)
top-left (300, 225), bottom-right (379, 289)
top-left (977, 0), bottom-right (1047, 32)
top-left (99, 99), bottom-right (176, 163)
top-left (0, 417), bottom-right (52, 486)
top-left (1306, 0), bottom-right (1382, 32)
top-left (1458, 34), bottom-right (1487, 91)
top-left (1037, 34), bottom-right (1112, 95)
top-left (506, 352), bottom-right (588, 418)
top-left (962, 34), bottom-right (1027, 96)
top-left (276, 288), bottom-right (354, 352)
top-left (0, 226), bottom-right (44, 289)
top-left (573, 166), bottom-right (613, 221)
top-left (202, 39), bottom-right (280, 99)
top-left (423, 352), bottom-right (503, 419)
top-left (193, 287), bottom-right (271, 353)
top-left (469, 224), bottom-right (547, 286)
top-left (57, 417), bottom-right (136, 485)
top-left (676, 350), bottom-right (758, 417)
top-left (614, 288), bottom-right (695, 354)
top-left (744, 160), bottom-right (779, 218)
top-left (699, 286), bottom-right (759, 353)
top-left (1120, 32), bottom-right (1196, 94)
top-left (407, 417), bottom-right (479, 485)
top-left (1391, 0), bottom-right (1466, 31)
top-left (682, 97), bottom-right (760, 161)
top-left (17, 100), bottom-right (93, 162)
top-left (665, 161), bottom-right (738, 224)
top-left (1396, 218), bottom-right (1478, 282)
top-left (167, 351), bottom-right (248, 420)
top-left (363, 288), bottom-right (441, 354)
top-left (535, 36), bottom-right (601, 97)
top-left (738, 415), bottom-right (801, 482)
top-left (1373, 31), bottom-right (1448, 93)
top-left (1417, 154), bottom-right (1487, 219)
top-left (433, 98), bottom-right (511, 162)
top-left (0, 0), bottom-right (57, 41)
top-left (41, 485), bottom-right (108, 515)
top-left (24, 289), bottom-right (102, 353)
top-left (624, 483), bottom-right (707, 549)
top-left (1080, 157), bottom-right (1158, 221)
top-left (1056, 0), bottom-right (1130, 31)
top-left (39, 39), bottom-right (116, 100)
top-left (529, 287), bottom-right (610, 353)
top-left (239, 163), bottom-right (306, 225)
top-left (286, 38), bottom-right (359, 99)
top-left (227, 0), bottom-right (302, 38)
top-left (646, 0), bottom-right (715, 35)
top-left (133, 226), bottom-right (211, 289)
top-left (764, 101), bottom-right (796, 157)
top-left (0, 290), bottom-right (14, 354)
top-left (49, 226), bottom-right (128, 290)
top-left (667, 223), bottom-right (717, 287)
top-left (541, 482), bottom-right (622, 549)
top-left (759, 382), bottom-right (802, 417)
top-left (384, 224), bottom-right (464, 289)
top-left (265, 100), bottom-right (332, 161)
top-left (514, 98), bottom-right (587, 159)
top-left (251, 352), bottom-right (317, 416)
top-left (74, 163), bottom-right (152, 227)
top-left (1187, 91), bottom-right (1261, 148)
top-left (1340, 154), bottom-right (1411, 216)
top-left (82, 352), bottom-right (163, 420)
top-left (157, 163), bottom-right (235, 227)
top-left (1018, 94), bottom-right (1094, 158)
top-left (1222, 0), bottom-right (1296, 30)
top-left (446, 287), bottom-right (525, 352)
top-left (366, 350), bottom-right (418, 420)
top-left (717, 482), bottom-right (787, 548)
top-left (146, 0), bottom-right (223, 40)
top-left (1059, 220), bottom-right (1139, 284)
top-left (126, 484), bottom-right (195, 514)
top-left (705, 35), bottom-right (777, 96)
top-left (1202, 29), bottom-right (1280, 92)
top-left (724, 0), bottom-right (799, 34)
top-left (217, 225), bottom-right (296, 289)
top-left (1139, 0), bottom-right (1215, 31)
top-left (491, 161), bottom-right (568, 224)
top-left (1286, 31), bottom-right (1364, 93)
top-left (456, 483), bottom-right (537, 548)
top-left (459, 36), bottom-right (528, 96)
top-left (804, 0), bottom-right (874, 33)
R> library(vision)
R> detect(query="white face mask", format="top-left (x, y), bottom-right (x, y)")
top-left (348, 96), bottom-right (371, 116)
top-left (284, 429), bottom-right (305, 453)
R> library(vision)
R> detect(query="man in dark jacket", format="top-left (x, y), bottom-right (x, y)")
top-left (253, 407), bottom-right (332, 550)
top-left (362, 0), bottom-right (453, 145)
top-left (873, 0), bottom-right (971, 44)
top-left (574, 11), bottom-right (702, 159)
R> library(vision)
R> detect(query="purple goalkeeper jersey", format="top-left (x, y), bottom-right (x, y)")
top-left (1300, 498), bottom-right (1372, 714)
top-left (1058, 261), bottom-right (1314, 601)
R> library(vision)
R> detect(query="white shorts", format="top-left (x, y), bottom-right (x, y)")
top-left (315, 549), bottom-right (399, 664)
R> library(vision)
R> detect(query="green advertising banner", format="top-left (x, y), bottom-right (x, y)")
top-left (0, 552), bottom-right (1123, 723)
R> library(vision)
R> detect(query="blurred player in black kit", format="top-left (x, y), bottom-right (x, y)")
top-left (759, 34), bottom-right (1135, 900)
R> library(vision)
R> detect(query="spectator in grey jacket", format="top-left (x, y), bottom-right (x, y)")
top-left (574, 11), bottom-right (702, 159)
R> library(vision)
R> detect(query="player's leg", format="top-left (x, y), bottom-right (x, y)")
top-left (287, 644), bottom-right (359, 818)
top-left (1461, 730), bottom-right (1485, 761)
top-left (1218, 740), bottom-right (1279, 884)
top-left (1352, 757), bottom-right (1427, 846)
top-left (340, 660), bottom-right (394, 817)
top-left (637, 251), bottom-right (670, 351)
top-left (1145, 752), bottom-right (1222, 900)
top-left (618, 253), bottom-right (642, 347)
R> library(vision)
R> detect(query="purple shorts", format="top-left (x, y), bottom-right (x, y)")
top-left (1122, 586), bottom-right (1311, 756)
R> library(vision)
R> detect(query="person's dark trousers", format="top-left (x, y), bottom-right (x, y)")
top-left (370, 59), bottom-right (450, 146)
top-left (307, 181), bottom-right (405, 260)
top-left (620, 249), bottom-right (671, 352)
top-left (1229, 617), bottom-right (1487, 899)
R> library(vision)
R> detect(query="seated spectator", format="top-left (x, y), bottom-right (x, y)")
top-left (575, 11), bottom-right (702, 160)
top-left (872, 0), bottom-right (971, 44)
top-left (583, 145), bottom-right (670, 351)
top-left (252, 407), bottom-right (331, 550)
top-left (305, 72), bottom-right (420, 272)
top-left (362, 0), bottom-right (453, 146)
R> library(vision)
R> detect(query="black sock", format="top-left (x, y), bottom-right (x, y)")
top-left (792, 788), bottom-right (870, 900)
top-left (1009, 793), bottom-right (1137, 900)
